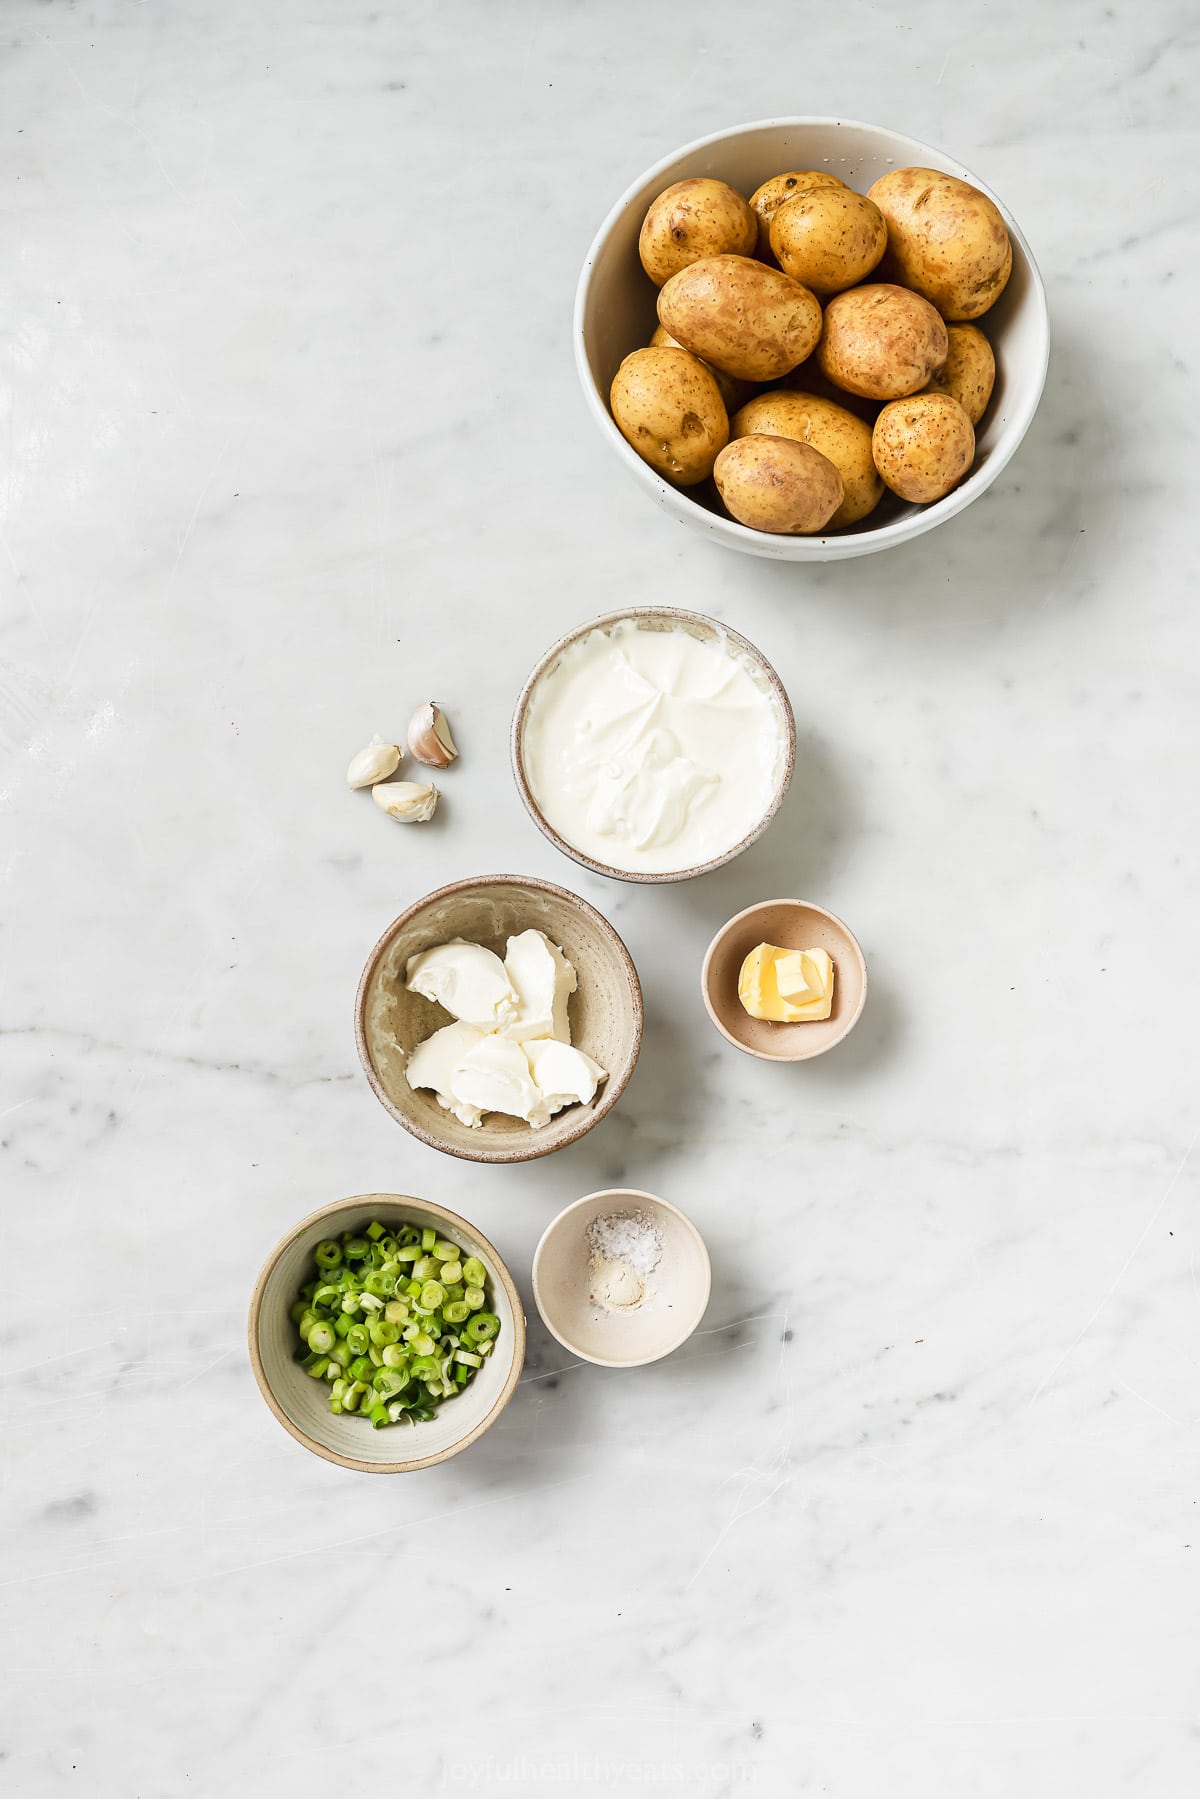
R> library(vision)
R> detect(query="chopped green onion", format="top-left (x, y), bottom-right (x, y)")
top-left (289, 1219), bottom-right (499, 1430)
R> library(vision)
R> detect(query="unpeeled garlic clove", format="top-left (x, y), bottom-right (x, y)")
top-left (372, 779), bottom-right (439, 822)
top-left (347, 734), bottom-right (402, 789)
top-left (406, 702), bottom-right (458, 769)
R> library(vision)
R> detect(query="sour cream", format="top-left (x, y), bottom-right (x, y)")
top-left (521, 618), bottom-right (789, 876)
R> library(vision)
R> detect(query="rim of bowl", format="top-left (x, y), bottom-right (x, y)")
top-left (531, 1186), bottom-right (712, 1367)
top-left (353, 873), bottom-right (645, 1163)
top-left (510, 607), bottom-right (796, 883)
top-left (574, 115), bottom-right (1051, 560)
top-left (700, 896), bottom-right (869, 1060)
top-left (247, 1193), bottom-right (527, 1472)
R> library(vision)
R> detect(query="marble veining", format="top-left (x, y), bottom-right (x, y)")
top-left (3, 2), bottom-right (1199, 1795)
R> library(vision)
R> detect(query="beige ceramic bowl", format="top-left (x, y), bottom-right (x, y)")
top-left (576, 116), bottom-right (1049, 561)
top-left (702, 898), bottom-right (867, 1061)
top-left (532, 1188), bottom-right (711, 1368)
top-left (248, 1193), bottom-right (525, 1473)
top-left (355, 875), bottom-right (644, 1163)
top-left (511, 607), bottom-right (795, 883)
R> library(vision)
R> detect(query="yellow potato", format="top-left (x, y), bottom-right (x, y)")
top-left (609, 346), bottom-right (729, 486)
top-left (714, 435), bottom-right (844, 535)
top-left (768, 186), bottom-right (887, 295)
top-left (638, 178), bottom-right (757, 287)
top-left (867, 166), bottom-right (1012, 320)
top-left (748, 169), bottom-right (846, 258)
top-left (659, 255), bottom-right (822, 382)
top-left (871, 392), bottom-right (975, 503)
top-left (924, 323), bottom-right (995, 423)
top-left (731, 391), bottom-right (883, 527)
top-left (818, 283), bottom-right (948, 400)
top-left (650, 323), bottom-right (752, 414)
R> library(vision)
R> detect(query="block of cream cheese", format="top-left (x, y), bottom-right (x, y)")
top-left (405, 941), bottom-right (518, 1030)
top-left (500, 929), bottom-right (577, 1043)
top-left (738, 943), bottom-right (834, 1022)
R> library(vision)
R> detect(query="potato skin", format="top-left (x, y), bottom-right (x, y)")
top-left (609, 347), bottom-right (729, 486)
top-left (650, 323), bottom-right (752, 413)
top-left (638, 178), bottom-right (757, 287)
top-left (924, 323), bottom-right (995, 424)
top-left (867, 166), bottom-right (1012, 321)
top-left (749, 169), bottom-right (845, 259)
top-left (714, 435), bottom-right (844, 534)
top-left (731, 391), bottom-right (883, 528)
top-left (768, 187), bottom-right (887, 296)
top-left (871, 392), bottom-right (975, 503)
top-left (818, 283), bottom-right (948, 400)
top-left (659, 255), bottom-right (822, 382)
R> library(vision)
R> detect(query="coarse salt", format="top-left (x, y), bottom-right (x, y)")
top-left (586, 1210), bottom-right (663, 1277)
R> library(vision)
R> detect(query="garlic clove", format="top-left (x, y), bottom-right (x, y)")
top-left (372, 779), bottom-right (439, 823)
top-left (347, 734), bottom-right (402, 789)
top-left (406, 702), bottom-right (458, 769)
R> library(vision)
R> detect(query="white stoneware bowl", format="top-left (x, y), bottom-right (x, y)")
top-left (356, 876), bottom-right (643, 1163)
top-left (511, 607), bottom-right (795, 883)
top-left (575, 116), bottom-right (1049, 561)
top-left (249, 1194), bottom-right (525, 1472)
top-left (532, 1188), bottom-right (711, 1368)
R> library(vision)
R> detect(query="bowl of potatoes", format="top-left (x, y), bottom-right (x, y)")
top-left (575, 117), bottom-right (1048, 561)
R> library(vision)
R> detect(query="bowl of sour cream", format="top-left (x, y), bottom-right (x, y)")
top-left (511, 608), bottom-right (795, 883)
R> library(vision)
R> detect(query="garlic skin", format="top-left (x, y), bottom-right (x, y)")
top-left (407, 703), bottom-right (458, 769)
top-left (371, 779), bottom-right (438, 823)
top-left (346, 734), bottom-right (402, 789)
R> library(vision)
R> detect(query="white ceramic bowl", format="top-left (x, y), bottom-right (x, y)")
top-left (249, 1194), bottom-right (525, 1472)
top-left (532, 1188), bottom-right (711, 1368)
top-left (575, 116), bottom-right (1049, 562)
top-left (511, 607), bottom-right (795, 883)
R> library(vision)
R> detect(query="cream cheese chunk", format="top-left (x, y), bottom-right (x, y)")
top-left (404, 941), bottom-right (518, 1030)
top-left (500, 928), bottom-right (577, 1043)
top-left (403, 1020), bottom-right (487, 1128)
top-left (523, 1038), bottom-right (606, 1119)
top-left (450, 1035), bottom-right (546, 1125)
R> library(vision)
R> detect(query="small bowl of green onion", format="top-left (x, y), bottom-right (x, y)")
top-left (249, 1193), bottom-right (526, 1472)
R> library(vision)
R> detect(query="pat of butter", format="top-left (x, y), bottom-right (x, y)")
top-left (738, 943), bottom-right (834, 1023)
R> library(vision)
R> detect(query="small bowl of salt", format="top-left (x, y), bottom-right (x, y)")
top-left (531, 1188), bottom-right (711, 1367)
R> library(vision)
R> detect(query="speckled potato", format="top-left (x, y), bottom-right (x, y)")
top-left (748, 169), bottom-right (846, 258)
top-left (713, 434), bottom-right (844, 535)
top-left (730, 391), bottom-right (883, 528)
top-left (818, 283), bottom-right (948, 401)
top-left (924, 323), bottom-right (995, 423)
top-left (658, 255), bottom-right (822, 382)
top-left (768, 186), bottom-right (887, 295)
top-left (638, 178), bottom-right (757, 287)
top-left (867, 166), bottom-right (1012, 320)
top-left (609, 346), bottom-right (729, 486)
top-left (871, 392), bottom-right (975, 503)
top-left (650, 323), bottom-right (752, 414)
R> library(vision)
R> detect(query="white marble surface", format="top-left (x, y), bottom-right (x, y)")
top-left (4, 2), bottom-right (1199, 1793)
